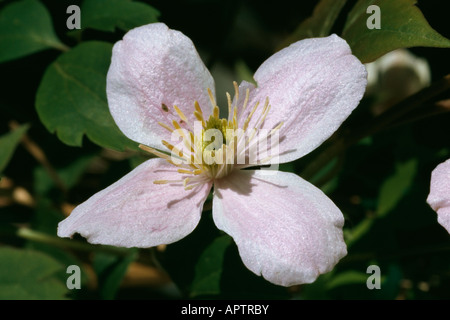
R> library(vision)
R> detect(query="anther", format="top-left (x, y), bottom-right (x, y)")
top-left (213, 105), bottom-right (220, 119)
top-left (207, 88), bottom-right (216, 108)
top-left (158, 122), bottom-right (174, 133)
top-left (173, 105), bottom-right (188, 123)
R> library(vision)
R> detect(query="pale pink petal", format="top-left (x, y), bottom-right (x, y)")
top-left (235, 35), bottom-right (367, 163)
top-left (58, 158), bottom-right (212, 248)
top-left (107, 23), bottom-right (215, 150)
top-left (427, 158), bottom-right (450, 233)
top-left (213, 169), bottom-right (347, 286)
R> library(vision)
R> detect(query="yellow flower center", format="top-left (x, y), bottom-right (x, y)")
top-left (139, 81), bottom-right (283, 190)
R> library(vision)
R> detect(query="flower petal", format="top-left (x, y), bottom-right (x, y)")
top-left (58, 158), bottom-right (212, 248)
top-left (236, 35), bottom-right (367, 163)
top-left (212, 169), bottom-right (347, 286)
top-left (427, 158), bottom-right (450, 233)
top-left (107, 23), bottom-right (215, 150)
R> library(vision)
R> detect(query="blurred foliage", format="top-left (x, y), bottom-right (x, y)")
top-left (0, 124), bottom-right (28, 174)
top-left (278, 0), bottom-right (347, 49)
top-left (0, 0), bottom-right (449, 300)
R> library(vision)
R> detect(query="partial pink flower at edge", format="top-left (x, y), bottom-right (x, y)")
top-left (427, 158), bottom-right (450, 234)
top-left (58, 23), bottom-right (368, 287)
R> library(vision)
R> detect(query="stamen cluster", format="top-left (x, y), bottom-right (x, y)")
top-left (139, 82), bottom-right (283, 189)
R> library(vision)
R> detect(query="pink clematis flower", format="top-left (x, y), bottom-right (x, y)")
top-left (427, 158), bottom-right (450, 234)
top-left (58, 23), bottom-right (367, 286)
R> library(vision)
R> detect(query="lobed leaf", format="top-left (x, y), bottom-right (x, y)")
top-left (342, 0), bottom-right (450, 63)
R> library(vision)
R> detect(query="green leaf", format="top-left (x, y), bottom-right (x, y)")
top-left (36, 41), bottom-right (136, 151)
top-left (82, 0), bottom-right (160, 32)
top-left (279, 0), bottom-right (347, 49)
top-left (0, 0), bottom-right (68, 63)
top-left (93, 249), bottom-right (138, 299)
top-left (342, 0), bottom-right (450, 63)
top-left (376, 158), bottom-right (417, 217)
top-left (0, 247), bottom-right (68, 299)
top-left (0, 124), bottom-right (28, 174)
top-left (190, 235), bottom-right (232, 298)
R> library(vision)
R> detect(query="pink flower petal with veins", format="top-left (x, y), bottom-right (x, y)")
top-left (58, 158), bottom-right (212, 248)
top-left (234, 35), bottom-right (367, 164)
top-left (107, 23), bottom-right (215, 150)
top-left (213, 169), bottom-right (347, 286)
top-left (427, 158), bottom-right (450, 233)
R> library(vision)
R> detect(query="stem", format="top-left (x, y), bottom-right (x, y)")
top-left (9, 121), bottom-right (67, 193)
top-left (382, 100), bottom-right (450, 131)
top-left (354, 74), bottom-right (450, 138)
top-left (49, 41), bottom-right (70, 52)
top-left (15, 227), bottom-right (130, 256)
